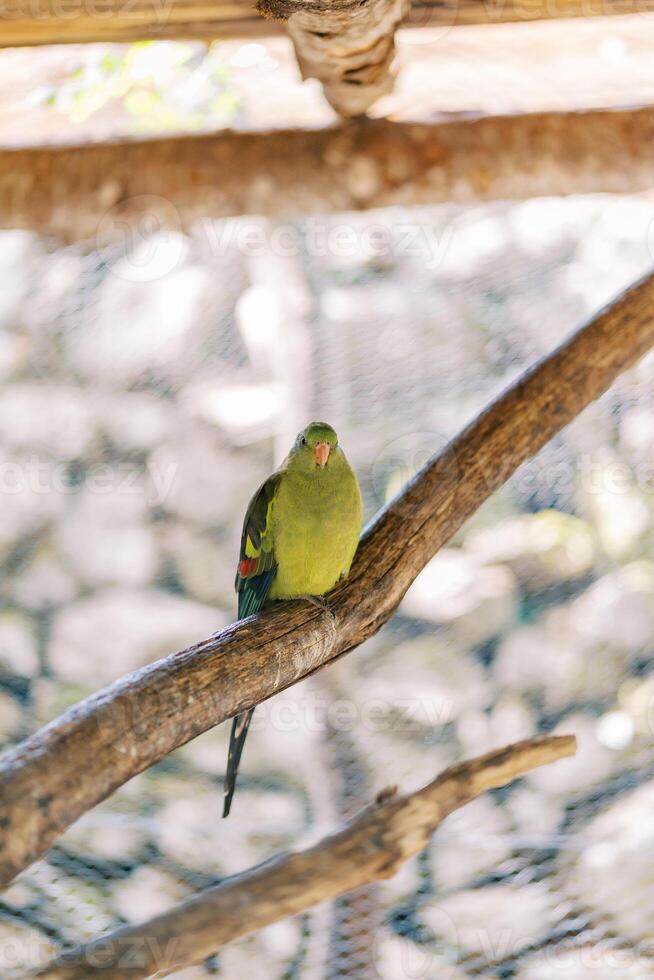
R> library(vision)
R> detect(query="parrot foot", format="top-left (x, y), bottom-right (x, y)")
top-left (301, 594), bottom-right (335, 620)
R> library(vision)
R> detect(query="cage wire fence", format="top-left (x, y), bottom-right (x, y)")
top-left (1, 194), bottom-right (654, 979)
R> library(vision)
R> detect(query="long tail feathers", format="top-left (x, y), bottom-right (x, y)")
top-left (223, 708), bottom-right (255, 818)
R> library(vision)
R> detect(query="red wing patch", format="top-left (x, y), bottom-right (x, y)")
top-left (238, 558), bottom-right (259, 577)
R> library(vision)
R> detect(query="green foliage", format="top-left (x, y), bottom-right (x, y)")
top-left (35, 41), bottom-right (239, 131)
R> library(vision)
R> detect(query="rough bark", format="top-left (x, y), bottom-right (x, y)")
top-left (0, 0), bottom-right (651, 48)
top-left (32, 735), bottom-right (576, 980)
top-left (2, 109), bottom-right (654, 242)
top-left (0, 270), bottom-right (652, 891)
top-left (258, 0), bottom-right (408, 116)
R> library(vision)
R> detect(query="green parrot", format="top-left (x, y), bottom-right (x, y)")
top-left (223, 422), bottom-right (362, 817)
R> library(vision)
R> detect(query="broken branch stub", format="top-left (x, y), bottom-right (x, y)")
top-left (259, 0), bottom-right (408, 116)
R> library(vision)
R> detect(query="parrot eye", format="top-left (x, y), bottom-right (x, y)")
top-left (301, 437), bottom-right (307, 446)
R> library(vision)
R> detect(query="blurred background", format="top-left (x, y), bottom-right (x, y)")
top-left (3, 21), bottom-right (654, 980)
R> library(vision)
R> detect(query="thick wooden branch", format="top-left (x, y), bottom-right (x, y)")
top-left (0, 0), bottom-right (651, 48)
top-left (32, 735), bottom-right (576, 980)
top-left (0, 0), bottom-right (273, 47)
top-left (0, 271), bottom-right (652, 891)
top-left (3, 109), bottom-right (654, 242)
top-left (258, 0), bottom-right (408, 117)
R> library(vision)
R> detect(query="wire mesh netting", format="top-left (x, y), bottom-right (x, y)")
top-left (1, 195), bottom-right (654, 978)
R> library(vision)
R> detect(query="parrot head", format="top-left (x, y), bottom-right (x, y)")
top-left (291, 422), bottom-right (339, 470)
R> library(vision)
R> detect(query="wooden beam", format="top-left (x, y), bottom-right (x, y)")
top-left (1, 269), bottom-right (653, 891)
top-left (33, 736), bottom-right (576, 980)
top-left (1, 109), bottom-right (654, 242)
top-left (0, 0), bottom-right (276, 47)
top-left (0, 0), bottom-right (652, 48)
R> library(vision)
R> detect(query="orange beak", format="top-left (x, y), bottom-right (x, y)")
top-left (314, 442), bottom-right (330, 468)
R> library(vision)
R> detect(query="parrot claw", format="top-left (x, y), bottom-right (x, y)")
top-left (301, 594), bottom-right (334, 618)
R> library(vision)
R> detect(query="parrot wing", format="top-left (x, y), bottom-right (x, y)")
top-left (224, 472), bottom-right (280, 817)
top-left (234, 472), bottom-right (280, 618)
